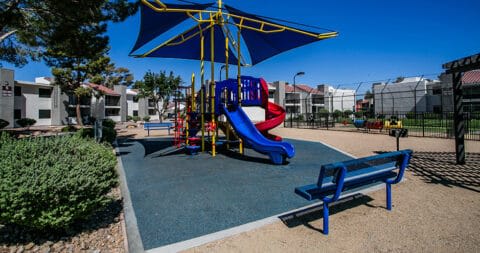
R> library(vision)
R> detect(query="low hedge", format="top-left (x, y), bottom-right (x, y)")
top-left (0, 119), bottom-right (8, 129)
top-left (0, 133), bottom-right (117, 230)
top-left (16, 118), bottom-right (36, 128)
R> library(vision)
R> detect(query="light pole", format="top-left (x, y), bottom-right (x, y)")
top-left (293, 71), bottom-right (305, 126)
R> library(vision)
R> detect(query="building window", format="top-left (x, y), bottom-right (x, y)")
top-left (268, 91), bottom-right (275, 99)
top-left (14, 109), bottom-right (21, 119)
top-left (286, 106), bottom-right (299, 113)
top-left (311, 95), bottom-right (324, 104)
top-left (133, 110), bottom-right (138, 116)
top-left (148, 109), bottom-right (156, 115)
top-left (148, 99), bottom-right (156, 107)
top-left (67, 107), bottom-right (91, 117)
top-left (432, 88), bottom-right (442, 95)
top-left (39, 109), bottom-right (51, 119)
top-left (39, 88), bottom-right (52, 98)
top-left (105, 95), bottom-right (120, 106)
top-left (133, 96), bottom-right (139, 103)
top-left (285, 93), bottom-right (300, 104)
top-left (105, 108), bottom-right (120, 116)
top-left (68, 94), bottom-right (91, 105)
top-left (14, 86), bottom-right (22, 96)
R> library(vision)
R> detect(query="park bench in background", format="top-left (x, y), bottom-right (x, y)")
top-left (143, 122), bottom-right (174, 136)
top-left (295, 149), bottom-right (412, 235)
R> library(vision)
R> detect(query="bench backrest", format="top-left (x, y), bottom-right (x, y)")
top-left (317, 149), bottom-right (412, 189)
top-left (144, 122), bottom-right (173, 128)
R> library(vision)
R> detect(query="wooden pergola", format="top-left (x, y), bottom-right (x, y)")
top-left (442, 53), bottom-right (480, 165)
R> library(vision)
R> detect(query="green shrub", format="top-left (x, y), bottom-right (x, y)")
top-left (132, 116), bottom-right (140, 123)
top-left (343, 110), bottom-right (353, 117)
top-left (102, 118), bottom-right (116, 129)
top-left (0, 119), bottom-right (9, 129)
top-left (143, 116), bottom-right (151, 122)
top-left (102, 126), bottom-right (116, 144)
top-left (333, 110), bottom-right (342, 118)
top-left (0, 133), bottom-right (117, 230)
top-left (16, 118), bottom-right (36, 128)
top-left (75, 128), bottom-right (94, 139)
top-left (354, 112), bottom-right (364, 118)
top-left (61, 125), bottom-right (77, 132)
top-left (127, 115), bottom-right (133, 121)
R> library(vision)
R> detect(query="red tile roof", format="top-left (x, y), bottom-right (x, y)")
top-left (285, 84), bottom-right (323, 94)
top-left (88, 83), bottom-right (120, 96)
top-left (463, 70), bottom-right (480, 84)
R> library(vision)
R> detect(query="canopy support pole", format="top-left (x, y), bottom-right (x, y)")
top-left (237, 29), bottom-right (244, 154)
top-left (200, 33), bottom-right (205, 152)
top-left (210, 25), bottom-right (216, 157)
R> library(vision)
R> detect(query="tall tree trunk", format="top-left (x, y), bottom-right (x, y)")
top-left (76, 95), bottom-right (83, 126)
top-left (157, 104), bottom-right (163, 123)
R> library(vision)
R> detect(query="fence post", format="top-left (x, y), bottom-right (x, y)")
top-left (422, 113), bottom-right (425, 137)
top-left (326, 114), bottom-right (329, 130)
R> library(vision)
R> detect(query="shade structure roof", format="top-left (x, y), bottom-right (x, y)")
top-left (130, 2), bottom-right (214, 54)
top-left (225, 5), bottom-right (332, 65)
top-left (139, 21), bottom-right (240, 65)
top-left (130, 1), bottom-right (337, 66)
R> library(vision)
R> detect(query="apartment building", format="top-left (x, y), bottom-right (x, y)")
top-left (372, 72), bottom-right (480, 115)
top-left (267, 80), bottom-right (355, 115)
top-left (0, 68), bottom-right (162, 128)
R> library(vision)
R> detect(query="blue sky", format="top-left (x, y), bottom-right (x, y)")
top-left (4, 0), bottom-right (480, 93)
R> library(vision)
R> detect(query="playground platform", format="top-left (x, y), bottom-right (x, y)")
top-left (116, 137), bottom-right (353, 251)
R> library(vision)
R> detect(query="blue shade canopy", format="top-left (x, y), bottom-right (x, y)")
top-left (225, 5), bottom-right (328, 65)
top-left (129, 2), bottom-right (214, 54)
top-left (142, 22), bottom-right (240, 65)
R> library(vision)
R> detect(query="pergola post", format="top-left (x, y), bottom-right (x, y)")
top-left (443, 53), bottom-right (480, 165)
top-left (451, 71), bottom-right (465, 165)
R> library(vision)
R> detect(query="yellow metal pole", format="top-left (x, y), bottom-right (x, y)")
top-left (237, 29), bottom-right (244, 154)
top-left (200, 33), bottom-right (205, 152)
top-left (225, 27), bottom-right (230, 149)
top-left (210, 24), bottom-right (216, 157)
top-left (186, 88), bottom-right (190, 145)
top-left (191, 73), bottom-right (196, 112)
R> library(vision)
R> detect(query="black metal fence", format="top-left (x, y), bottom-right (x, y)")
top-left (284, 111), bottom-right (480, 141)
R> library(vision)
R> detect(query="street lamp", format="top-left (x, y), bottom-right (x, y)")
top-left (293, 71), bottom-right (305, 126)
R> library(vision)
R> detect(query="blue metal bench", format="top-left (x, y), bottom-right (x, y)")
top-left (143, 122), bottom-right (174, 136)
top-left (294, 149), bottom-right (412, 235)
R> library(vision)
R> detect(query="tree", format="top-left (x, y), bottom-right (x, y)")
top-left (38, 1), bottom-right (137, 125)
top-left (333, 109), bottom-right (342, 119)
top-left (1, 1), bottom-right (137, 67)
top-left (135, 71), bottom-right (183, 123)
top-left (88, 56), bottom-right (134, 88)
top-left (343, 109), bottom-right (353, 118)
top-left (364, 90), bottom-right (374, 100)
top-left (394, 76), bottom-right (405, 83)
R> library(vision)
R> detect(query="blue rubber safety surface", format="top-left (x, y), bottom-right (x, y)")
top-left (117, 138), bottom-right (352, 250)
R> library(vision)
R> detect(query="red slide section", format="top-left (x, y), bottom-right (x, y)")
top-left (254, 78), bottom-right (286, 141)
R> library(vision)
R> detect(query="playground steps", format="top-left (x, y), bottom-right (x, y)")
top-left (217, 121), bottom-right (239, 141)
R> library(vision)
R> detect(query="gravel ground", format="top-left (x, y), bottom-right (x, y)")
top-left (184, 127), bottom-right (480, 253)
top-left (4, 124), bottom-right (477, 253)
top-left (0, 180), bottom-right (125, 253)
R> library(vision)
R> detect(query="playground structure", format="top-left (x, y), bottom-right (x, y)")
top-left (353, 119), bottom-right (384, 131)
top-left (172, 75), bottom-right (294, 164)
top-left (130, 0), bottom-right (338, 164)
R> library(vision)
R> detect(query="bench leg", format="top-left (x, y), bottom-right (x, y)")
top-left (323, 202), bottom-right (329, 235)
top-left (386, 183), bottom-right (392, 211)
top-left (147, 128), bottom-right (150, 136)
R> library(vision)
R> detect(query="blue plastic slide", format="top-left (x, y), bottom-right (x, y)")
top-left (220, 105), bottom-right (295, 164)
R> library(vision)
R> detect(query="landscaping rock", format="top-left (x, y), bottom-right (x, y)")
top-left (0, 187), bottom-right (125, 253)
